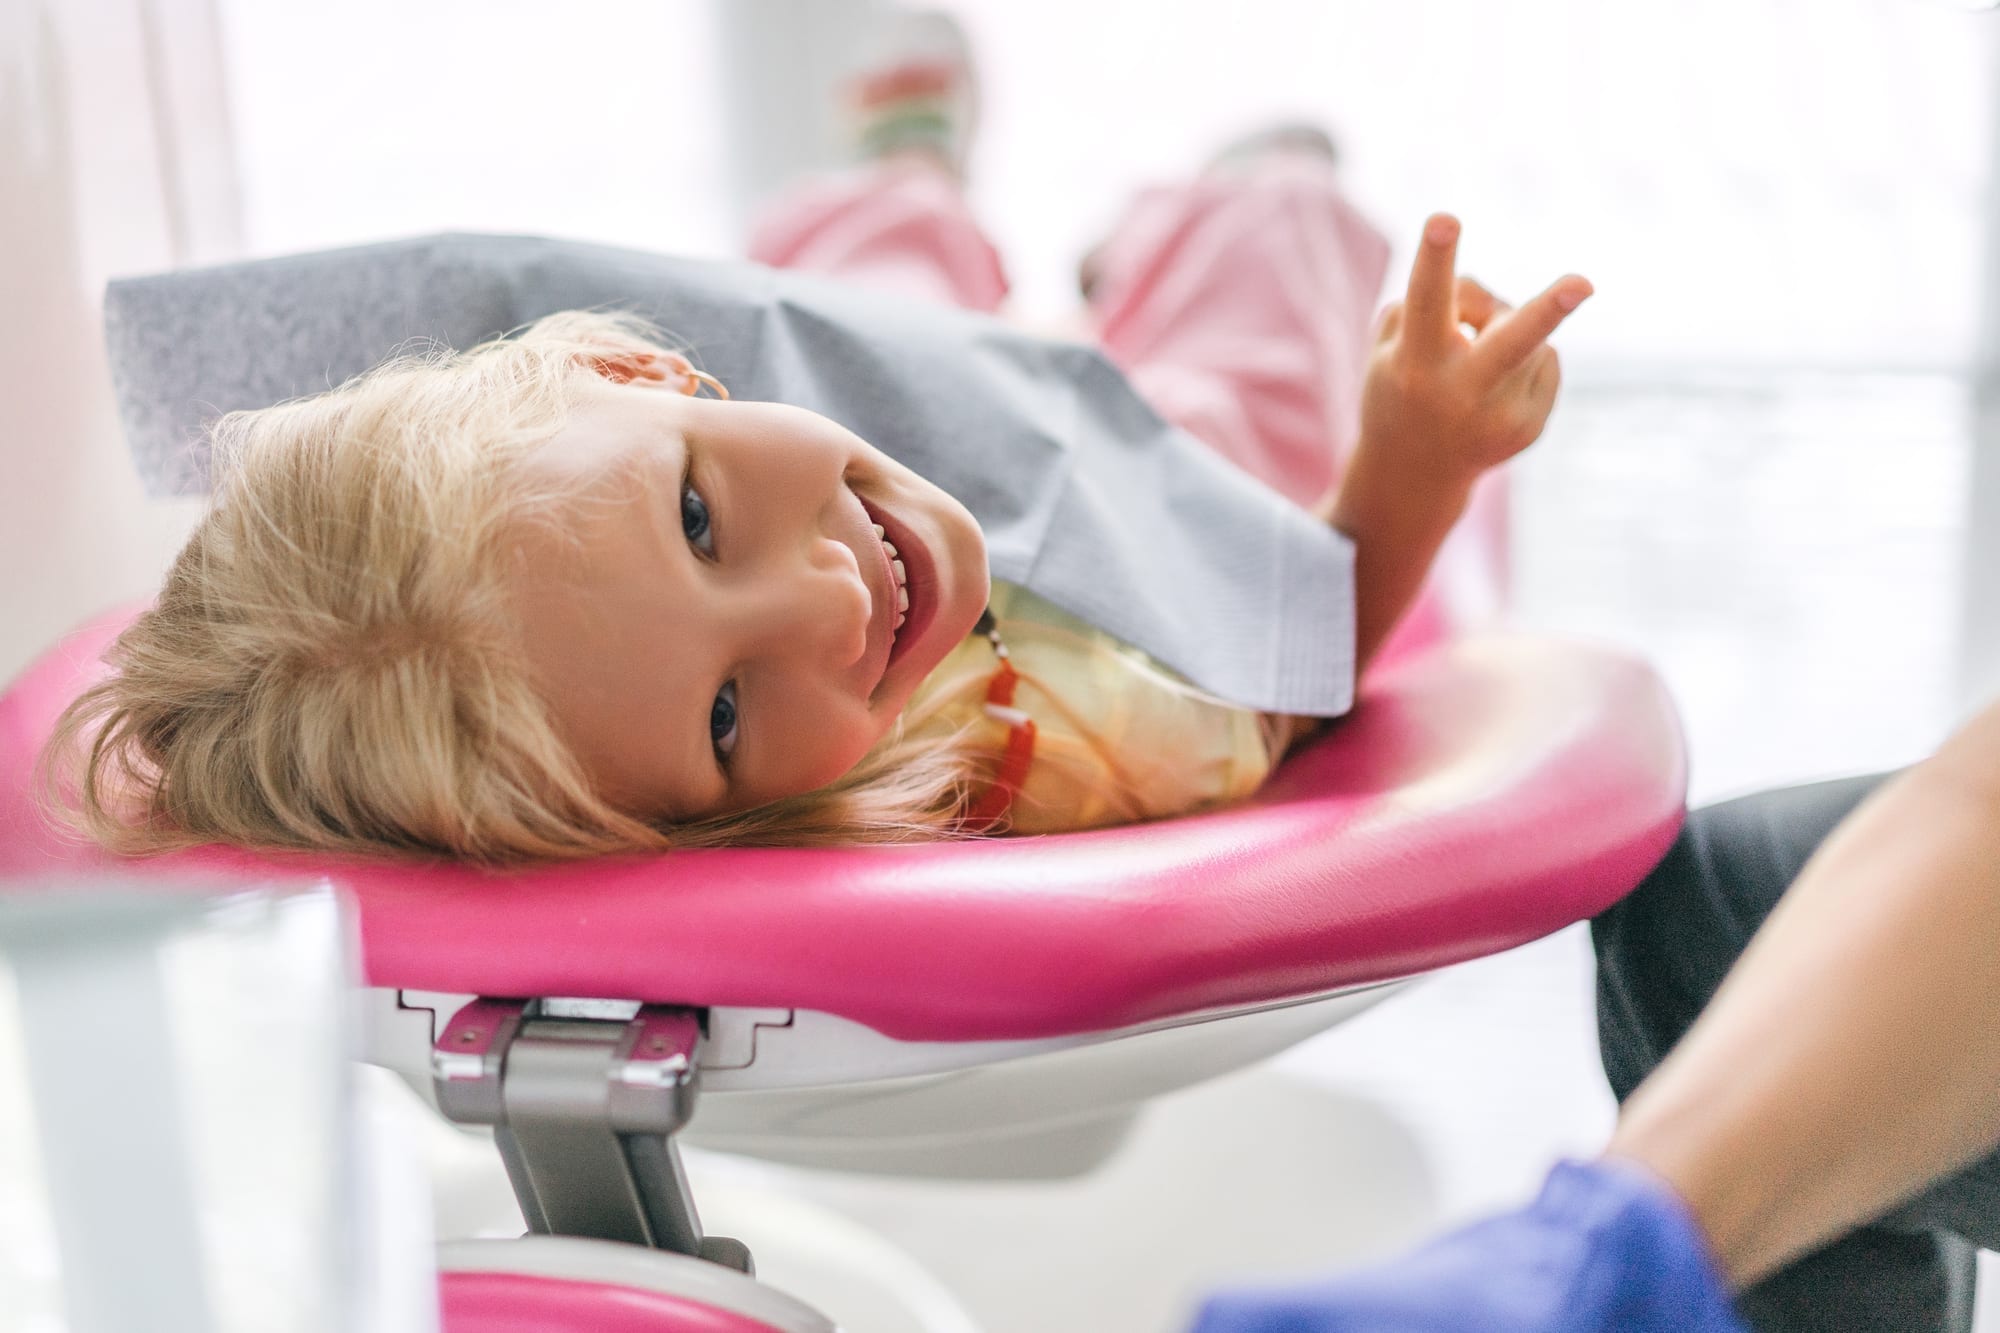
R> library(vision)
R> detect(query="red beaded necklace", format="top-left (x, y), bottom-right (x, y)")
top-left (960, 610), bottom-right (1037, 833)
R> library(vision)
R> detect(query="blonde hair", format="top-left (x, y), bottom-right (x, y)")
top-left (39, 311), bottom-right (995, 864)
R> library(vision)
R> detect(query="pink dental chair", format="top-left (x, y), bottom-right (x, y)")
top-left (0, 599), bottom-right (1683, 1330)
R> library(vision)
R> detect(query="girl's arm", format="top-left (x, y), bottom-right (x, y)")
top-left (1606, 696), bottom-right (2000, 1285)
top-left (1314, 215), bottom-right (1591, 674)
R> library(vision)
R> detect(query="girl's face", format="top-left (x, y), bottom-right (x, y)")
top-left (507, 370), bottom-right (990, 821)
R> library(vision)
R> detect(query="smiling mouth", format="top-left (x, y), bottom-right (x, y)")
top-left (859, 497), bottom-right (936, 680)
top-left (870, 520), bottom-right (910, 638)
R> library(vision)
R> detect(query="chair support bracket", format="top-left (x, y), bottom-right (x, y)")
top-left (430, 997), bottom-right (752, 1272)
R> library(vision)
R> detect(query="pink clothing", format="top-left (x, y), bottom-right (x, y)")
top-left (749, 155), bottom-right (1386, 509)
top-left (749, 155), bottom-right (1500, 662)
top-left (747, 160), bottom-right (1011, 317)
top-left (1087, 161), bottom-right (1390, 507)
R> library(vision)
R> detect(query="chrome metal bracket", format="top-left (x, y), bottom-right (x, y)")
top-left (431, 997), bottom-right (751, 1272)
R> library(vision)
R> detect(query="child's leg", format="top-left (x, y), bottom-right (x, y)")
top-left (1085, 150), bottom-right (1391, 509)
top-left (1090, 148), bottom-right (1502, 661)
top-left (747, 14), bottom-right (1001, 316)
top-left (747, 158), bottom-right (1009, 314)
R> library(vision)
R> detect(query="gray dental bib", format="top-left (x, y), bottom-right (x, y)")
top-left (103, 233), bottom-right (1353, 716)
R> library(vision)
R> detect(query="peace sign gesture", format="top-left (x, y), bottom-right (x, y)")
top-left (1363, 213), bottom-right (1592, 477)
top-left (1325, 213), bottom-right (1591, 674)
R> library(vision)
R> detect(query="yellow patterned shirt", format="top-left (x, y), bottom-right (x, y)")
top-left (904, 582), bottom-right (1291, 835)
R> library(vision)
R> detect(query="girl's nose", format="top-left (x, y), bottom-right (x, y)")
top-left (745, 537), bottom-right (871, 669)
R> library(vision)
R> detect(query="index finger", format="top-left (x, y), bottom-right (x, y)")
top-left (1471, 274), bottom-right (1593, 378)
top-left (1401, 214), bottom-right (1462, 355)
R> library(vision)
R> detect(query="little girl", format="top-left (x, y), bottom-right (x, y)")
top-left (43, 72), bottom-right (1588, 862)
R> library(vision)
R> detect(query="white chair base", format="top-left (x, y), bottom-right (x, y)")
top-left (366, 981), bottom-right (1405, 1182)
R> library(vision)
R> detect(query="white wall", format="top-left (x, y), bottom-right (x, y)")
top-left (944, 0), bottom-right (1992, 373)
top-left (0, 0), bottom-right (232, 681)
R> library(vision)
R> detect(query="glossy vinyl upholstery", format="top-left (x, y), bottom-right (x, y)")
top-left (439, 1274), bottom-right (797, 1333)
top-left (433, 1237), bottom-right (835, 1332)
top-left (0, 608), bottom-right (1684, 1043)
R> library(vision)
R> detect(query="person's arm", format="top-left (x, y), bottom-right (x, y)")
top-left (1605, 695), bottom-right (2000, 1287)
top-left (1187, 708), bottom-right (2000, 1333)
top-left (1312, 214), bottom-right (1591, 674)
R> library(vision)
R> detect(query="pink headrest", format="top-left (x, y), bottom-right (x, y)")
top-left (440, 1271), bottom-right (793, 1333)
top-left (1, 609), bottom-right (1684, 1042)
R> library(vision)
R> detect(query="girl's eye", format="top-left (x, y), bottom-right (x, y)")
top-left (710, 681), bottom-right (739, 762)
top-left (682, 481), bottom-right (715, 557)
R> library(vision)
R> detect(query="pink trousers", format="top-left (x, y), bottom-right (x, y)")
top-left (749, 155), bottom-right (1390, 509)
top-left (750, 157), bottom-right (1497, 657)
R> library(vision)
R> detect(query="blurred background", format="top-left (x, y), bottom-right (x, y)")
top-left (5, 0), bottom-right (1999, 1327)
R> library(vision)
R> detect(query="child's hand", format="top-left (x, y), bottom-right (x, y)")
top-left (1325, 213), bottom-right (1592, 674)
top-left (1362, 213), bottom-right (1592, 483)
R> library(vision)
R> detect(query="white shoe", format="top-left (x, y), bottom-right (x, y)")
top-left (844, 9), bottom-right (980, 181)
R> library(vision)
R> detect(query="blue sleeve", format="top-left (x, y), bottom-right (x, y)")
top-left (1188, 1160), bottom-right (1746, 1333)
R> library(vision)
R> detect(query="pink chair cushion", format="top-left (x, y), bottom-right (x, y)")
top-left (439, 1271), bottom-right (792, 1333)
top-left (0, 608), bottom-right (1684, 1042)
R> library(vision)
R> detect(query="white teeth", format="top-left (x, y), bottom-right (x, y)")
top-left (874, 522), bottom-right (910, 643)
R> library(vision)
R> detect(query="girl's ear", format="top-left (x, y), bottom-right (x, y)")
top-left (583, 348), bottom-right (687, 387)
top-left (579, 348), bottom-right (728, 400)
